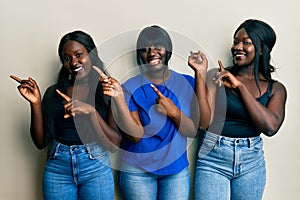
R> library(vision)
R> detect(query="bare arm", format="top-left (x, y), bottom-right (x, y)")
top-left (56, 89), bottom-right (122, 152)
top-left (188, 51), bottom-right (211, 129)
top-left (215, 61), bottom-right (287, 136)
top-left (92, 66), bottom-right (144, 143)
top-left (236, 82), bottom-right (287, 136)
top-left (10, 76), bottom-right (47, 149)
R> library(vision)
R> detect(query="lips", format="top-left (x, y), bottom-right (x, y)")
top-left (233, 51), bottom-right (246, 60)
top-left (72, 66), bottom-right (83, 73)
top-left (148, 56), bottom-right (161, 65)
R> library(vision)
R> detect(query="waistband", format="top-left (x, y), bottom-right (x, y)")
top-left (51, 140), bottom-right (106, 155)
top-left (203, 131), bottom-right (262, 148)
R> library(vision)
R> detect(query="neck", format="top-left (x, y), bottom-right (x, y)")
top-left (144, 67), bottom-right (171, 85)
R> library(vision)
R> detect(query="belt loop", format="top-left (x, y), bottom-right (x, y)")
top-left (55, 142), bottom-right (61, 152)
top-left (86, 144), bottom-right (91, 154)
top-left (248, 138), bottom-right (252, 148)
top-left (218, 136), bottom-right (222, 147)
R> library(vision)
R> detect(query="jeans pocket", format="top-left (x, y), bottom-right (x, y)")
top-left (251, 137), bottom-right (263, 152)
top-left (86, 144), bottom-right (107, 160)
top-left (198, 136), bottom-right (219, 157)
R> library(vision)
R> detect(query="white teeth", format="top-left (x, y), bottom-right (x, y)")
top-left (73, 66), bottom-right (83, 72)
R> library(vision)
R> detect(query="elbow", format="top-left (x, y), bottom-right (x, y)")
top-left (123, 127), bottom-right (144, 143)
top-left (127, 135), bottom-right (142, 143)
top-left (198, 119), bottom-right (210, 131)
top-left (34, 142), bottom-right (47, 150)
top-left (263, 130), bottom-right (277, 137)
top-left (32, 137), bottom-right (48, 150)
top-left (261, 124), bottom-right (282, 137)
top-left (109, 135), bottom-right (122, 152)
top-left (199, 122), bottom-right (209, 131)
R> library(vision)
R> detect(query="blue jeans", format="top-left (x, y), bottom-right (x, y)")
top-left (119, 164), bottom-right (190, 200)
top-left (194, 131), bottom-right (266, 200)
top-left (42, 141), bottom-right (114, 200)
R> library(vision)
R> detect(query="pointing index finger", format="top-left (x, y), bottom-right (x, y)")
top-left (10, 75), bottom-right (22, 83)
top-left (218, 60), bottom-right (225, 72)
top-left (56, 89), bottom-right (72, 102)
top-left (92, 66), bottom-right (108, 79)
top-left (150, 84), bottom-right (164, 98)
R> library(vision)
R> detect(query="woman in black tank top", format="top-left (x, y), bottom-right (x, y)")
top-left (11, 30), bottom-right (121, 200)
top-left (189, 19), bottom-right (287, 200)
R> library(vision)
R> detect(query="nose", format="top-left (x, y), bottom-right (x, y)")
top-left (70, 56), bottom-right (79, 67)
top-left (147, 46), bottom-right (157, 56)
top-left (234, 42), bottom-right (243, 50)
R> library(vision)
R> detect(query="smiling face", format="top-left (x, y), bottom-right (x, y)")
top-left (62, 40), bottom-right (92, 80)
top-left (140, 44), bottom-right (167, 73)
top-left (231, 28), bottom-right (256, 67)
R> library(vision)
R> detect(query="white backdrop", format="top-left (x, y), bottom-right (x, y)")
top-left (1, 0), bottom-right (299, 199)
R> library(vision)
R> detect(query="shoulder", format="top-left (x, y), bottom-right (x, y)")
top-left (42, 84), bottom-right (57, 101)
top-left (122, 74), bottom-right (142, 87)
top-left (271, 80), bottom-right (287, 98)
top-left (172, 70), bottom-right (194, 83)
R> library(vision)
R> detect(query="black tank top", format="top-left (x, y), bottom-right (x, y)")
top-left (54, 104), bottom-right (83, 145)
top-left (208, 81), bottom-right (273, 138)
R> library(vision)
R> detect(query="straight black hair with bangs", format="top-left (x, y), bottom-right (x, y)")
top-left (136, 25), bottom-right (173, 66)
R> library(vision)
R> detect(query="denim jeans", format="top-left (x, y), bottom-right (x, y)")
top-left (42, 141), bottom-right (114, 200)
top-left (194, 131), bottom-right (266, 200)
top-left (119, 164), bottom-right (190, 200)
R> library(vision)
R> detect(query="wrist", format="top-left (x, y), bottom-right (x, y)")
top-left (30, 100), bottom-right (41, 106)
top-left (236, 82), bottom-right (245, 90)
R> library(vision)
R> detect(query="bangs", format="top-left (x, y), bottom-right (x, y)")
top-left (136, 26), bottom-right (172, 52)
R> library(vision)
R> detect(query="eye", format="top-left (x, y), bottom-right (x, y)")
top-left (233, 39), bottom-right (239, 45)
top-left (76, 53), bottom-right (83, 58)
top-left (243, 41), bottom-right (253, 45)
top-left (63, 56), bottom-right (71, 62)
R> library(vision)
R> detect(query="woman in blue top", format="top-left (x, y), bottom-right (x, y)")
top-left (189, 19), bottom-right (287, 200)
top-left (99, 25), bottom-right (198, 199)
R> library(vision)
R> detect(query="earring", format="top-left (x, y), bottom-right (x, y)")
top-left (68, 73), bottom-right (72, 80)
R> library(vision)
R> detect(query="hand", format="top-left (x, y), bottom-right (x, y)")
top-left (150, 84), bottom-right (178, 117)
top-left (92, 66), bottom-right (123, 98)
top-left (56, 89), bottom-right (96, 118)
top-left (188, 50), bottom-right (208, 73)
top-left (10, 75), bottom-right (41, 104)
top-left (213, 60), bottom-right (242, 89)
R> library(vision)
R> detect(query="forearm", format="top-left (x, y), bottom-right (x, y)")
top-left (30, 103), bottom-right (47, 149)
top-left (237, 84), bottom-right (283, 136)
top-left (194, 71), bottom-right (211, 129)
top-left (169, 108), bottom-right (197, 138)
top-left (89, 110), bottom-right (121, 152)
top-left (111, 95), bottom-right (144, 142)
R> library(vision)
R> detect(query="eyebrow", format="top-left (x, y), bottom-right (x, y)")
top-left (233, 37), bottom-right (251, 40)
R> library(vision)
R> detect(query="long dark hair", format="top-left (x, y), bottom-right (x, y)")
top-left (42, 30), bottom-right (109, 144)
top-left (231, 19), bottom-right (276, 93)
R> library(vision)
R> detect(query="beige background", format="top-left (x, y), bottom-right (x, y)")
top-left (1, 0), bottom-right (299, 199)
